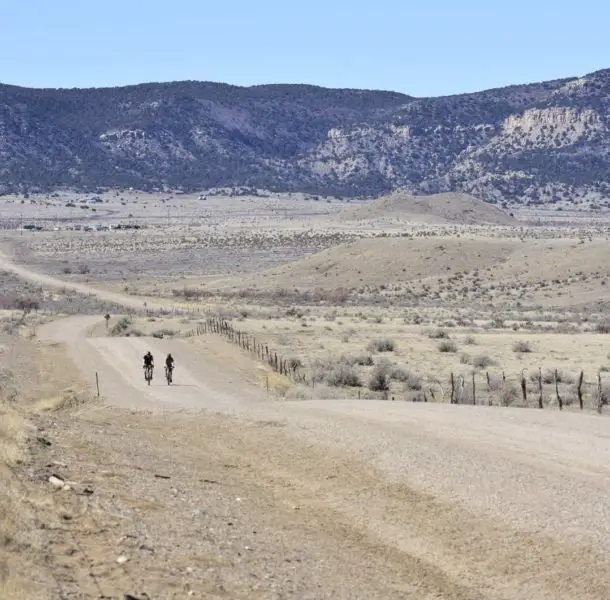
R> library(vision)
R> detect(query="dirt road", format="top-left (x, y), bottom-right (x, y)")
top-left (5, 252), bottom-right (610, 599)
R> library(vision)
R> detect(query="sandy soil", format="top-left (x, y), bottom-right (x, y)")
top-left (1, 257), bottom-right (609, 598)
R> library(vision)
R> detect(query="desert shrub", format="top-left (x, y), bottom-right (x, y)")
top-left (172, 287), bottom-right (203, 300)
top-left (428, 329), bottom-right (449, 339)
top-left (0, 293), bottom-right (40, 312)
top-left (77, 263), bottom-right (90, 274)
top-left (499, 382), bottom-right (521, 407)
top-left (350, 353), bottom-right (374, 366)
top-left (596, 321), bottom-right (610, 334)
top-left (438, 340), bottom-right (458, 353)
top-left (369, 365), bottom-right (390, 392)
top-left (288, 358), bottom-right (303, 371)
top-left (464, 335), bottom-right (476, 345)
top-left (389, 366), bottom-right (409, 382)
top-left (367, 338), bottom-right (396, 353)
top-left (512, 340), bottom-right (532, 353)
top-left (402, 371), bottom-right (423, 391)
top-left (326, 364), bottom-right (362, 388)
top-left (539, 369), bottom-right (574, 385)
top-left (151, 328), bottom-right (178, 339)
top-left (1, 319), bottom-right (18, 335)
top-left (312, 358), bottom-right (361, 388)
top-left (473, 354), bottom-right (496, 369)
top-left (556, 322), bottom-right (579, 334)
top-left (460, 353), bottom-right (472, 365)
top-left (286, 306), bottom-right (305, 318)
top-left (110, 317), bottom-right (132, 336)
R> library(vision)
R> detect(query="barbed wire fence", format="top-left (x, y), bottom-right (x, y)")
top-left (443, 368), bottom-right (609, 413)
top-left (180, 313), bottom-right (610, 413)
top-left (184, 316), bottom-right (307, 384)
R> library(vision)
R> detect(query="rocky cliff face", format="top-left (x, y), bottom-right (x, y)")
top-left (2, 69), bottom-right (610, 205)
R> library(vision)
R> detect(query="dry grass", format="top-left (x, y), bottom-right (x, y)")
top-left (0, 329), bottom-right (93, 599)
top-left (0, 408), bottom-right (27, 467)
top-left (33, 387), bottom-right (88, 413)
top-left (0, 399), bottom-right (30, 598)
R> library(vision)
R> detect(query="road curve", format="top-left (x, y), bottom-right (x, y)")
top-left (7, 251), bottom-right (610, 599)
top-left (0, 249), bottom-right (173, 312)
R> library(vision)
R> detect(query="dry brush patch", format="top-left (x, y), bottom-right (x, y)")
top-left (204, 304), bottom-right (610, 407)
top-left (0, 336), bottom-right (76, 597)
top-left (99, 314), bottom-right (203, 340)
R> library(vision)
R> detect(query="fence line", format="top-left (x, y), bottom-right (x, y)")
top-left (184, 316), bottom-right (307, 384)
top-left (446, 368), bottom-right (608, 413)
top-left (183, 316), bottom-right (609, 412)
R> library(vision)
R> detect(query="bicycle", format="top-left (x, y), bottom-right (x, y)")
top-left (165, 364), bottom-right (173, 385)
top-left (143, 364), bottom-right (153, 385)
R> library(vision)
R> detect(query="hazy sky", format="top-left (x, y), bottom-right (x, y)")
top-left (2, 0), bottom-right (607, 96)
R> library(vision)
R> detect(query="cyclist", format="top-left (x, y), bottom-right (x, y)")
top-left (143, 351), bottom-right (154, 371)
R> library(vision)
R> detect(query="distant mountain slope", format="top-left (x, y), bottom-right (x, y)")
top-left (2, 69), bottom-right (610, 206)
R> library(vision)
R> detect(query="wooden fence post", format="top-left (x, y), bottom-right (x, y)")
top-left (598, 372), bottom-right (604, 414)
top-left (450, 372), bottom-right (455, 404)
top-left (577, 371), bottom-right (584, 410)
top-left (472, 372), bottom-right (476, 405)
top-left (521, 369), bottom-right (527, 406)
top-left (486, 371), bottom-right (492, 406)
top-left (554, 369), bottom-right (563, 410)
top-left (538, 368), bottom-right (543, 409)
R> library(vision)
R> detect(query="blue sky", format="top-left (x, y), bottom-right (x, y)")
top-left (1, 0), bottom-right (607, 97)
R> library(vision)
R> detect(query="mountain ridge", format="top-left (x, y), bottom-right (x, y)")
top-left (2, 67), bottom-right (610, 206)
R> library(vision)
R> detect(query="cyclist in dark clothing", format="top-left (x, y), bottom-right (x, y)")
top-left (143, 351), bottom-right (154, 369)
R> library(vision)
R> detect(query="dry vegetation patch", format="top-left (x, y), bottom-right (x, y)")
top-left (207, 305), bottom-right (610, 408)
top-left (0, 331), bottom-right (87, 598)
